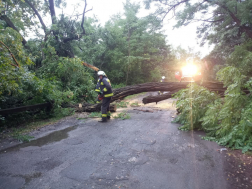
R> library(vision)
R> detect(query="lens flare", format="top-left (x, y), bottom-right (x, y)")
top-left (182, 65), bottom-right (198, 77)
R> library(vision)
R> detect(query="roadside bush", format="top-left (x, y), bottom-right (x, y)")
top-left (173, 66), bottom-right (252, 152)
top-left (173, 83), bottom-right (219, 130)
top-left (0, 32), bottom-right (94, 128)
top-left (202, 67), bottom-right (252, 153)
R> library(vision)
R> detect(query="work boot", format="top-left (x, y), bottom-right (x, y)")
top-left (98, 117), bottom-right (107, 122)
top-left (107, 116), bottom-right (111, 120)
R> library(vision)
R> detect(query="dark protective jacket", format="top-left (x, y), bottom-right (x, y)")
top-left (159, 78), bottom-right (165, 94)
top-left (98, 76), bottom-right (113, 97)
top-left (160, 79), bottom-right (165, 82)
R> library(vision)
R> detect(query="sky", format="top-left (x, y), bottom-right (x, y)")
top-left (64, 0), bottom-right (213, 58)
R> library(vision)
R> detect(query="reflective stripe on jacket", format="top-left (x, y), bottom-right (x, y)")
top-left (95, 79), bottom-right (101, 93)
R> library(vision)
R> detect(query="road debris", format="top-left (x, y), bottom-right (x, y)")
top-left (133, 109), bottom-right (154, 113)
top-left (217, 148), bottom-right (227, 152)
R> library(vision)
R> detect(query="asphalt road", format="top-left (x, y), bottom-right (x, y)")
top-left (0, 96), bottom-right (228, 189)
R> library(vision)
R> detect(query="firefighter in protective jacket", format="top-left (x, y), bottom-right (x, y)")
top-left (97, 71), bottom-right (113, 122)
top-left (158, 76), bottom-right (165, 95)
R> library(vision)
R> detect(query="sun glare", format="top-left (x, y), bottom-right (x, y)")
top-left (182, 64), bottom-right (198, 76)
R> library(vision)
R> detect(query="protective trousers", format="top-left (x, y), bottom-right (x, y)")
top-left (101, 97), bottom-right (111, 119)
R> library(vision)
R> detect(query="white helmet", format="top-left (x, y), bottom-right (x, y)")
top-left (97, 71), bottom-right (106, 76)
top-left (162, 76), bottom-right (165, 79)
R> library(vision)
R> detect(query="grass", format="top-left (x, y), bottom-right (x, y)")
top-left (1, 111), bottom-right (103, 142)
top-left (113, 112), bottom-right (130, 120)
top-left (0, 115), bottom-right (69, 141)
top-left (88, 112), bottom-right (102, 118)
top-left (116, 101), bottom-right (129, 108)
top-left (12, 132), bottom-right (34, 142)
top-left (245, 151), bottom-right (252, 156)
top-left (130, 102), bottom-right (140, 107)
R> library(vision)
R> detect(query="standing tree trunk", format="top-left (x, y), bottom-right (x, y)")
top-left (48, 0), bottom-right (56, 24)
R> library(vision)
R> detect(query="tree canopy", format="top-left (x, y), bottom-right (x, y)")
top-left (144, 0), bottom-right (252, 58)
top-left (144, 0), bottom-right (252, 152)
top-left (0, 0), bottom-right (176, 126)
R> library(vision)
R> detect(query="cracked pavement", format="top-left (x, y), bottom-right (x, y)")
top-left (0, 97), bottom-right (228, 189)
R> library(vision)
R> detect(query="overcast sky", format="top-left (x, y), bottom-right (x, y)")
top-left (64, 0), bottom-right (213, 58)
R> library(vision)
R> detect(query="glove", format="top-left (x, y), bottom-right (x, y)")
top-left (99, 91), bottom-right (103, 96)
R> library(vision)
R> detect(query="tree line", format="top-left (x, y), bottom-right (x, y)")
top-left (0, 0), bottom-right (178, 126)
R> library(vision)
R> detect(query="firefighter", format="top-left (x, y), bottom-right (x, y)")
top-left (158, 76), bottom-right (165, 95)
top-left (161, 76), bottom-right (165, 82)
top-left (97, 71), bottom-right (113, 122)
top-left (95, 73), bottom-right (109, 103)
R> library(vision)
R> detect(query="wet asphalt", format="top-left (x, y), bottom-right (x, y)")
top-left (0, 97), bottom-right (227, 189)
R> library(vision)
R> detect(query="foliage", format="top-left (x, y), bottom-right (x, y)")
top-left (4, 114), bottom-right (69, 137)
top-left (88, 112), bottom-right (102, 118)
top-left (12, 133), bottom-right (34, 142)
top-left (113, 111), bottom-right (131, 120)
top-left (0, 0), bottom-right (48, 36)
top-left (38, 49), bottom-right (96, 103)
top-left (0, 28), bottom-right (86, 126)
top-left (95, 1), bottom-right (174, 85)
top-left (174, 66), bottom-right (252, 152)
top-left (0, 28), bottom-right (33, 97)
top-left (116, 101), bottom-right (129, 108)
top-left (0, 28), bottom-right (75, 123)
top-left (112, 83), bottom-right (126, 89)
top-left (144, 0), bottom-right (252, 58)
top-left (227, 40), bottom-right (252, 77)
top-left (202, 67), bottom-right (252, 153)
top-left (52, 107), bottom-right (75, 117)
top-left (144, 0), bottom-right (252, 152)
top-left (130, 102), bottom-right (140, 107)
top-left (0, 0), bottom-right (169, 128)
top-left (173, 83), bottom-right (219, 131)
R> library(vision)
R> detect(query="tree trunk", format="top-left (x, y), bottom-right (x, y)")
top-left (74, 103), bottom-right (117, 112)
top-left (0, 15), bottom-right (27, 46)
top-left (48, 0), bottom-right (56, 24)
top-left (24, 0), bottom-right (47, 33)
top-left (76, 81), bottom-right (231, 112)
top-left (142, 91), bottom-right (177, 104)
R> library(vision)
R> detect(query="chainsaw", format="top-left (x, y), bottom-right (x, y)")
top-left (98, 94), bottom-right (103, 101)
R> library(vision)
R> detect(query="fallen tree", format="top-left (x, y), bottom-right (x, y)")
top-left (75, 103), bottom-right (117, 112)
top-left (76, 81), bottom-right (231, 112)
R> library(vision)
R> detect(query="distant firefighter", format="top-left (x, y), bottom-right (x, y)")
top-left (158, 76), bottom-right (165, 95)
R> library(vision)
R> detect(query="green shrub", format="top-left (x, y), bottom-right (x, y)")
top-left (113, 83), bottom-right (126, 89)
top-left (202, 67), bottom-right (252, 153)
top-left (174, 66), bottom-right (252, 153)
top-left (173, 83), bottom-right (219, 131)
